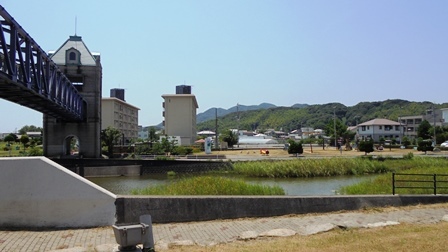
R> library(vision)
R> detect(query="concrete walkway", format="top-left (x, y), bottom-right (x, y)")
top-left (1, 204), bottom-right (448, 252)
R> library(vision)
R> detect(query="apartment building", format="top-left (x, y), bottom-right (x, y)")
top-left (161, 85), bottom-right (198, 146)
top-left (102, 89), bottom-right (139, 144)
top-left (399, 108), bottom-right (446, 138)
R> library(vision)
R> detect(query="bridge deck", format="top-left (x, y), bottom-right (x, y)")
top-left (0, 74), bottom-right (82, 121)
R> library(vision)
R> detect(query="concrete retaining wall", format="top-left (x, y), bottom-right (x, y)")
top-left (116, 195), bottom-right (448, 224)
top-left (0, 157), bottom-right (116, 228)
top-left (84, 165), bottom-right (140, 177)
top-left (52, 158), bottom-right (232, 175)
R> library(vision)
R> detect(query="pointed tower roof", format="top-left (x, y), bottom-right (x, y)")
top-left (49, 35), bottom-right (98, 66)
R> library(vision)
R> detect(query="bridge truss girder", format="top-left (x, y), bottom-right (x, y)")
top-left (0, 5), bottom-right (85, 122)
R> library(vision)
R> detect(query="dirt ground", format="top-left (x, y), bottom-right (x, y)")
top-left (208, 146), bottom-right (442, 158)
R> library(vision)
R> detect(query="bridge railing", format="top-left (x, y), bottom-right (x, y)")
top-left (0, 5), bottom-right (85, 121)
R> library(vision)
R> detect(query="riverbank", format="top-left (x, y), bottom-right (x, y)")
top-left (210, 146), bottom-right (447, 159)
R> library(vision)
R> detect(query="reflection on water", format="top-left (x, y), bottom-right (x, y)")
top-left (88, 173), bottom-right (376, 196)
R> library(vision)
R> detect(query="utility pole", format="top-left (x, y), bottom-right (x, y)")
top-left (333, 107), bottom-right (337, 150)
top-left (215, 108), bottom-right (219, 150)
top-left (433, 103), bottom-right (436, 146)
top-left (237, 103), bottom-right (240, 135)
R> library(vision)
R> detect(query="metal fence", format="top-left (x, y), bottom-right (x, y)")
top-left (392, 173), bottom-right (448, 195)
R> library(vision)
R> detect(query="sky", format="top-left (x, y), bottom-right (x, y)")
top-left (1, 0), bottom-right (447, 133)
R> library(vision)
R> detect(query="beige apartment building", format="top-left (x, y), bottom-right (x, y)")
top-left (162, 88), bottom-right (198, 146)
top-left (102, 96), bottom-right (139, 145)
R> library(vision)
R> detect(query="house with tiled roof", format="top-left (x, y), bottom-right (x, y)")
top-left (357, 118), bottom-right (404, 142)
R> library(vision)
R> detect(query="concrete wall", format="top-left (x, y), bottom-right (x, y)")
top-left (116, 195), bottom-right (448, 224)
top-left (84, 165), bottom-right (141, 177)
top-left (0, 157), bottom-right (116, 228)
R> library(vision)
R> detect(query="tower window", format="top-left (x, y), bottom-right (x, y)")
top-left (69, 52), bottom-right (76, 61)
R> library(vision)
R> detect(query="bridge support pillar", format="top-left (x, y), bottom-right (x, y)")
top-left (43, 35), bottom-right (102, 158)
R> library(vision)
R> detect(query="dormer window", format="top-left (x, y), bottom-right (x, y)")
top-left (66, 48), bottom-right (81, 65)
top-left (69, 51), bottom-right (76, 61)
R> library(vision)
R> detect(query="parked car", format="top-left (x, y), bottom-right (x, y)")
top-left (441, 141), bottom-right (448, 148)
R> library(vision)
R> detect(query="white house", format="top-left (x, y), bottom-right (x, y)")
top-left (357, 118), bottom-right (404, 142)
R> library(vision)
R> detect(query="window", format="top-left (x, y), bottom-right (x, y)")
top-left (69, 52), bottom-right (76, 61)
top-left (379, 126), bottom-right (382, 130)
top-left (361, 126), bottom-right (366, 131)
top-left (66, 48), bottom-right (80, 64)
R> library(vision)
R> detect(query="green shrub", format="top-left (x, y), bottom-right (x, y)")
top-left (417, 140), bottom-right (434, 153)
top-left (359, 140), bottom-right (374, 154)
top-left (27, 147), bottom-right (43, 156)
top-left (403, 152), bottom-right (414, 160)
top-left (287, 140), bottom-right (303, 155)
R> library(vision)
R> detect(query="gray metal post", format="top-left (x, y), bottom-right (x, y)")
top-left (139, 215), bottom-right (155, 252)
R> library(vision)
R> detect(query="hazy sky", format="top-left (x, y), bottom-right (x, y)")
top-left (1, 0), bottom-right (447, 133)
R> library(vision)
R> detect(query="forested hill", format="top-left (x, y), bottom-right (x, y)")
top-left (196, 103), bottom-right (308, 123)
top-left (197, 99), bottom-right (448, 132)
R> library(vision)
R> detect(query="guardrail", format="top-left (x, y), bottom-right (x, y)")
top-left (392, 173), bottom-right (448, 195)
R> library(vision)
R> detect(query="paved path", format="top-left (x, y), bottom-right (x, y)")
top-left (1, 204), bottom-right (448, 252)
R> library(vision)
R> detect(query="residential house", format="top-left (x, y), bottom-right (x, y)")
top-left (357, 118), bottom-right (403, 142)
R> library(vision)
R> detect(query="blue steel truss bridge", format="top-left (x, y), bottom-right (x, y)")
top-left (0, 6), bottom-right (85, 122)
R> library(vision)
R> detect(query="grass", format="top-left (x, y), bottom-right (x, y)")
top-left (166, 221), bottom-right (448, 252)
top-left (232, 157), bottom-right (391, 178)
top-left (340, 157), bottom-right (448, 194)
top-left (0, 142), bottom-right (43, 156)
top-left (131, 176), bottom-right (285, 195)
top-left (0, 142), bottom-right (23, 156)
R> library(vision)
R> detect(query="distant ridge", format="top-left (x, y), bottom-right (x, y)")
top-left (196, 103), bottom-right (309, 123)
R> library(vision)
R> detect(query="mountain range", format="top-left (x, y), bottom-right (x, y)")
top-left (196, 103), bottom-right (308, 123)
top-left (195, 99), bottom-right (448, 133)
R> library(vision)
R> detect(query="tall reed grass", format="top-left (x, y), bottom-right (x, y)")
top-left (131, 176), bottom-right (285, 195)
top-left (232, 157), bottom-right (391, 178)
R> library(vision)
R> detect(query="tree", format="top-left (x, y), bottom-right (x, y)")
top-left (151, 136), bottom-right (177, 154)
top-left (401, 136), bottom-right (411, 147)
top-left (20, 134), bottom-right (30, 151)
top-left (287, 140), bottom-right (303, 156)
top-left (220, 130), bottom-right (239, 148)
top-left (148, 127), bottom-right (159, 142)
top-left (358, 139), bottom-right (374, 155)
top-left (18, 125), bottom-right (43, 135)
top-left (4, 133), bottom-right (16, 156)
top-left (101, 126), bottom-right (122, 157)
top-left (325, 119), bottom-right (351, 146)
top-left (417, 140), bottom-right (433, 154)
top-left (417, 120), bottom-right (432, 139)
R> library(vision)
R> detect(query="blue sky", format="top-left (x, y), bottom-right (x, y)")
top-left (1, 0), bottom-right (447, 133)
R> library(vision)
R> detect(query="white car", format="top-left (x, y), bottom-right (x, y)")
top-left (441, 141), bottom-right (448, 148)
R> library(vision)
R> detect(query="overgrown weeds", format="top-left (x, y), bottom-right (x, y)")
top-left (131, 176), bottom-right (285, 195)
